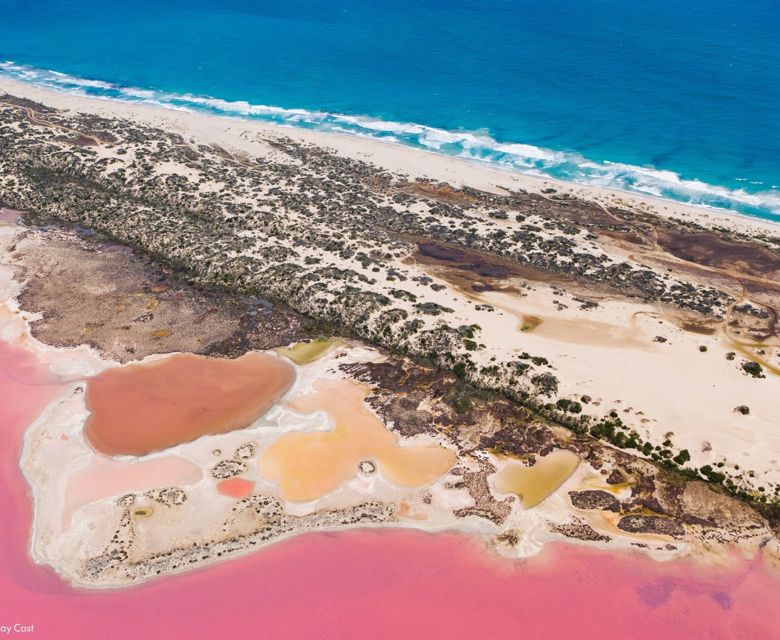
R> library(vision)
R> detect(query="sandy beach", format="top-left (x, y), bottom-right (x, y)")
top-left (1, 75), bottom-right (778, 239)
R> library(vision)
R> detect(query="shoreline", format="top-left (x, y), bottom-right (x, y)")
top-left (1, 74), bottom-right (778, 238)
top-left (6, 525), bottom-right (780, 640)
top-left (1, 322), bottom-right (769, 593)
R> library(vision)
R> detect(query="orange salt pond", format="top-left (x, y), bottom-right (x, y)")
top-left (494, 449), bottom-right (580, 508)
top-left (84, 352), bottom-right (295, 456)
top-left (259, 378), bottom-right (456, 502)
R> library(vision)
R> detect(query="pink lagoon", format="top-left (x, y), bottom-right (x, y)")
top-left (2, 339), bottom-right (780, 640)
top-left (3, 0), bottom-right (780, 636)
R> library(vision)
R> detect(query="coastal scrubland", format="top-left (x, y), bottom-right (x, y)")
top-left (1, 79), bottom-right (779, 586)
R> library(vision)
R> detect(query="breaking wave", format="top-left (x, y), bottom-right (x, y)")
top-left (2, 61), bottom-right (779, 222)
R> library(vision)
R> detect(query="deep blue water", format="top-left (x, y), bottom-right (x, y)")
top-left (1, 0), bottom-right (779, 221)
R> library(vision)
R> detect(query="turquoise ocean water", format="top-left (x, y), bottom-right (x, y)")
top-left (1, 0), bottom-right (779, 221)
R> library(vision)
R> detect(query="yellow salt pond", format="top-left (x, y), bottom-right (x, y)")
top-left (275, 338), bottom-right (340, 365)
top-left (259, 378), bottom-right (456, 502)
top-left (494, 449), bottom-right (580, 508)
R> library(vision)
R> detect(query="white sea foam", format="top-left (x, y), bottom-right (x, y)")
top-left (2, 61), bottom-right (779, 221)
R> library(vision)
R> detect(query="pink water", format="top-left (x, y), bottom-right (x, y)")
top-left (0, 208), bottom-right (22, 223)
top-left (1, 338), bottom-right (779, 640)
top-left (63, 455), bottom-right (203, 528)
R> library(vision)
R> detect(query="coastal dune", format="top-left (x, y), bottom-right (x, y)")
top-left (1, 76), bottom-right (778, 492)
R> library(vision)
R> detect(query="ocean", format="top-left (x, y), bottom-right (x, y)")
top-left (1, 0), bottom-right (779, 221)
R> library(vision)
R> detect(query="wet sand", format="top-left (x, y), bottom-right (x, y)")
top-left (84, 352), bottom-right (295, 456)
top-left (9, 227), bottom-right (314, 364)
top-left (260, 378), bottom-right (456, 501)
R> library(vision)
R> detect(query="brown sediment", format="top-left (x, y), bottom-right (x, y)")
top-left (679, 321), bottom-right (718, 335)
top-left (494, 449), bottom-right (580, 508)
top-left (404, 180), bottom-right (483, 205)
top-left (719, 293), bottom-right (780, 376)
top-left (417, 241), bottom-right (515, 279)
top-left (54, 134), bottom-right (98, 147)
top-left (725, 296), bottom-right (780, 344)
top-left (519, 315), bottom-right (542, 331)
top-left (84, 352), bottom-right (295, 456)
top-left (599, 230), bottom-right (650, 247)
top-left (410, 239), bottom-right (625, 318)
top-left (412, 239), bottom-right (650, 348)
top-left (657, 230), bottom-right (780, 278)
top-left (415, 239), bottom-right (566, 286)
top-left (10, 228), bottom-right (314, 362)
top-left (412, 235), bottom-right (716, 350)
top-left (259, 378), bottom-right (456, 502)
top-left (341, 357), bottom-right (559, 458)
top-left (452, 457), bottom-right (514, 525)
top-left (741, 281), bottom-right (780, 313)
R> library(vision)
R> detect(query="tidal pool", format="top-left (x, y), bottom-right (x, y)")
top-left (217, 477), bottom-right (255, 499)
top-left (84, 352), bottom-right (295, 456)
top-left (259, 378), bottom-right (456, 501)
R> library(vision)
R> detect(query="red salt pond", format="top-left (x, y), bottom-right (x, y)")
top-left (84, 352), bottom-right (295, 456)
top-left (2, 338), bottom-right (780, 640)
top-left (217, 477), bottom-right (255, 499)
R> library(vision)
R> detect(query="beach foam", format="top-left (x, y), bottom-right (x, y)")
top-left (2, 61), bottom-right (778, 222)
